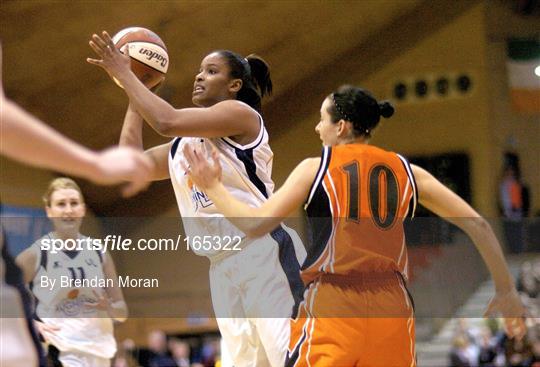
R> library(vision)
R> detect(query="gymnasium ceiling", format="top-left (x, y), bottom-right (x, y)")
top-left (0, 0), bottom-right (495, 215)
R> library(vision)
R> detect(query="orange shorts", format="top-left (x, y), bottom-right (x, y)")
top-left (287, 273), bottom-right (416, 367)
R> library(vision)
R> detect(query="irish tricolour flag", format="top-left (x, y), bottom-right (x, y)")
top-left (507, 38), bottom-right (540, 114)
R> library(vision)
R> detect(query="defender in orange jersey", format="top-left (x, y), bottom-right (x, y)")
top-left (183, 85), bottom-right (526, 367)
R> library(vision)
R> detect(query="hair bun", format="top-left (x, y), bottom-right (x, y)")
top-left (378, 101), bottom-right (394, 118)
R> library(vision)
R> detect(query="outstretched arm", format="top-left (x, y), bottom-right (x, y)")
top-left (87, 32), bottom-right (258, 139)
top-left (0, 98), bottom-right (153, 197)
top-left (183, 144), bottom-right (319, 237)
top-left (411, 164), bottom-right (526, 339)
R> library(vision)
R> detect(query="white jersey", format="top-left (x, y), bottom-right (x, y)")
top-left (29, 233), bottom-right (116, 359)
top-left (168, 105), bottom-right (307, 367)
top-left (169, 109), bottom-right (275, 259)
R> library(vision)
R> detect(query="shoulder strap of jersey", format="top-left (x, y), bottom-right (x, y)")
top-left (397, 154), bottom-right (418, 218)
top-left (305, 146), bottom-right (332, 208)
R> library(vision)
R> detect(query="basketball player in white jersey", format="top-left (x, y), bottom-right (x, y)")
top-left (88, 32), bottom-right (306, 367)
top-left (16, 178), bottom-right (127, 367)
top-left (0, 44), bottom-right (151, 367)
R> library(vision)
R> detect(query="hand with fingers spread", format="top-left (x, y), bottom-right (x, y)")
top-left (181, 144), bottom-right (222, 191)
top-left (484, 288), bottom-right (527, 340)
top-left (91, 146), bottom-right (154, 197)
top-left (87, 31), bottom-right (132, 84)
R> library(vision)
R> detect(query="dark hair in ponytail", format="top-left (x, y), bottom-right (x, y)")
top-left (329, 85), bottom-right (394, 138)
top-left (216, 50), bottom-right (273, 113)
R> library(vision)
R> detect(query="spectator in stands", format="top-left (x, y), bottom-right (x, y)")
top-left (147, 330), bottom-right (177, 367)
top-left (122, 330), bottom-right (177, 367)
top-left (500, 156), bottom-right (526, 253)
top-left (504, 336), bottom-right (533, 367)
top-left (450, 335), bottom-right (473, 367)
top-left (517, 261), bottom-right (540, 299)
top-left (112, 354), bottom-right (139, 367)
top-left (478, 329), bottom-right (498, 367)
top-left (200, 338), bottom-right (220, 367)
top-left (531, 339), bottom-right (540, 367)
top-left (169, 338), bottom-right (190, 367)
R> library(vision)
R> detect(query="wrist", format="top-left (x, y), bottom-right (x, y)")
top-left (206, 181), bottom-right (224, 196)
top-left (78, 150), bottom-right (102, 182)
top-left (109, 300), bottom-right (128, 322)
top-left (495, 284), bottom-right (517, 294)
top-left (116, 69), bottom-right (136, 87)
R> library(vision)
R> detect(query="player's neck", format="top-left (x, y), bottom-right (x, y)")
top-left (337, 136), bottom-right (369, 146)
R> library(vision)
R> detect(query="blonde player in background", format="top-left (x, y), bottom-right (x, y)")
top-left (88, 31), bottom-right (306, 367)
top-left (16, 178), bottom-right (127, 367)
top-left (183, 85), bottom-right (527, 366)
top-left (0, 44), bottom-right (152, 367)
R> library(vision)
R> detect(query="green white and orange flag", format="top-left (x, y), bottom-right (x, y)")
top-left (507, 38), bottom-right (540, 114)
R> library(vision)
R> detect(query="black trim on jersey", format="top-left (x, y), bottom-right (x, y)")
top-left (220, 114), bottom-right (265, 151)
top-left (285, 323), bottom-right (308, 367)
top-left (40, 247), bottom-right (48, 271)
top-left (271, 226), bottom-right (304, 317)
top-left (233, 147), bottom-right (269, 199)
top-left (305, 146), bottom-right (332, 206)
top-left (397, 272), bottom-right (416, 312)
top-left (96, 249), bottom-right (103, 263)
top-left (303, 183), bottom-right (333, 271)
top-left (170, 137), bottom-right (182, 159)
top-left (397, 154), bottom-right (418, 219)
top-left (63, 250), bottom-right (80, 260)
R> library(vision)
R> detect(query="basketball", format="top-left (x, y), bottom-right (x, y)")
top-left (111, 27), bottom-right (169, 89)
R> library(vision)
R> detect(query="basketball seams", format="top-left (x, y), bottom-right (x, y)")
top-left (131, 58), bottom-right (165, 75)
top-left (111, 28), bottom-right (168, 88)
top-left (116, 38), bottom-right (167, 51)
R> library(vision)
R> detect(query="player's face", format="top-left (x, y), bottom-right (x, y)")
top-left (46, 188), bottom-right (85, 235)
top-left (192, 52), bottom-right (240, 107)
top-left (315, 98), bottom-right (340, 146)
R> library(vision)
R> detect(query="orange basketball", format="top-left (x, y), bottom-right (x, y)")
top-left (112, 27), bottom-right (169, 89)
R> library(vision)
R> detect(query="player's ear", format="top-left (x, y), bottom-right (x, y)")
top-left (336, 119), bottom-right (347, 137)
top-left (229, 78), bottom-right (243, 94)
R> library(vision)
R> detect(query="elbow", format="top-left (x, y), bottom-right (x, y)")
top-left (242, 220), bottom-right (269, 239)
top-left (464, 216), bottom-right (491, 237)
top-left (471, 216), bottom-right (490, 231)
top-left (153, 118), bottom-right (175, 137)
top-left (150, 109), bottom-right (177, 137)
top-left (244, 219), bottom-right (277, 239)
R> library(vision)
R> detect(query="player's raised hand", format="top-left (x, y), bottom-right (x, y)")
top-left (89, 146), bottom-right (154, 197)
top-left (182, 143), bottom-right (222, 190)
top-left (87, 31), bottom-right (131, 82)
top-left (484, 288), bottom-right (527, 340)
